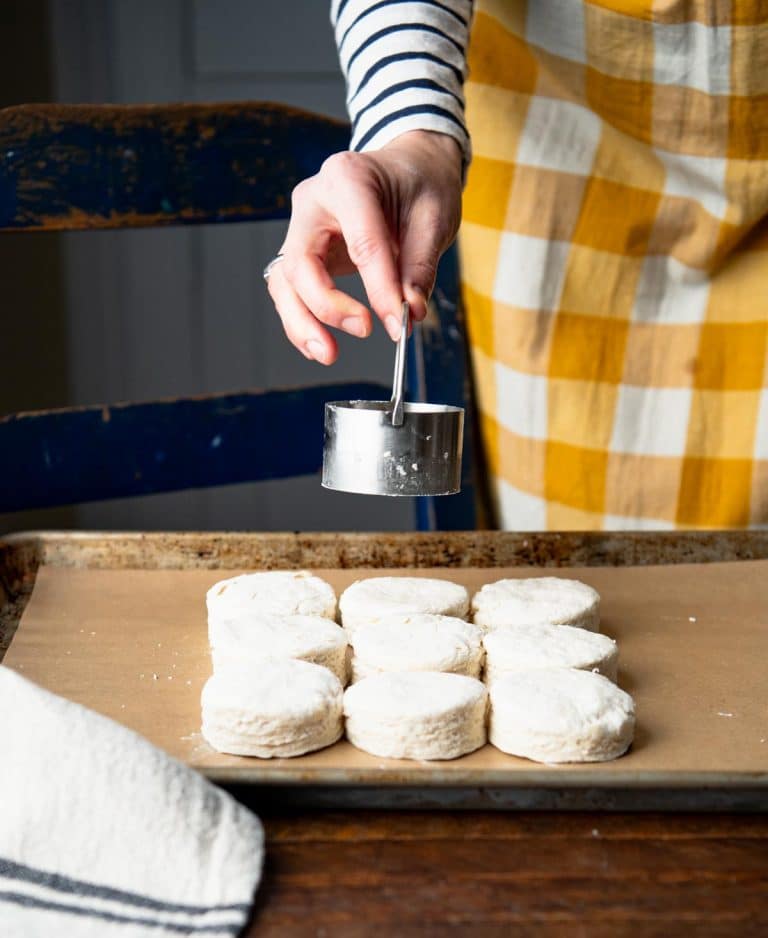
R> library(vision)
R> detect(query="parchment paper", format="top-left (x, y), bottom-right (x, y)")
top-left (4, 562), bottom-right (768, 785)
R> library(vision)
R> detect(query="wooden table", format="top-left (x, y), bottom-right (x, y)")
top-left (244, 811), bottom-right (768, 936)
top-left (2, 531), bottom-right (768, 935)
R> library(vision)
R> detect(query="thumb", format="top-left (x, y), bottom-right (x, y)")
top-left (398, 207), bottom-right (445, 323)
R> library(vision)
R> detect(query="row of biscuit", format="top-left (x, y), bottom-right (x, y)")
top-left (201, 572), bottom-right (635, 764)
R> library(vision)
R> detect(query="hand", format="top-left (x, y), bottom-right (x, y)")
top-left (266, 130), bottom-right (463, 365)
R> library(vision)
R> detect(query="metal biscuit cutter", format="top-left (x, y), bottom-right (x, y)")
top-left (322, 302), bottom-right (464, 496)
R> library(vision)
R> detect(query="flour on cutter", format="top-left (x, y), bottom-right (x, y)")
top-left (483, 623), bottom-right (618, 684)
top-left (488, 668), bottom-right (635, 763)
top-left (350, 613), bottom-right (483, 682)
top-left (210, 613), bottom-right (349, 685)
top-left (201, 658), bottom-right (343, 758)
top-left (343, 671), bottom-right (488, 760)
top-left (339, 576), bottom-right (470, 633)
top-left (472, 577), bottom-right (600, 633)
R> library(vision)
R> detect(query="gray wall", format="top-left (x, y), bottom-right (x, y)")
top-left (2, 0), bottom-right (414, 534)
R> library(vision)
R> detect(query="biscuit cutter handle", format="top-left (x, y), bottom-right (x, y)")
top-left (389, 301), bottom-right (409, 428)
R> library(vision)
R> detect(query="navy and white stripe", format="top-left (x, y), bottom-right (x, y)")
top-left (0, 858), bottom-right (250, 935)
top-left (0, 664), bottom-right (264, 938)
top-left (331, 0), bottom-right (473, 167)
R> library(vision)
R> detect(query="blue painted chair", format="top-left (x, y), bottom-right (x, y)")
top-left (0, 103), bottom-right (477, 529)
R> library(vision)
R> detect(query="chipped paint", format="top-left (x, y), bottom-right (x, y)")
top-left (0, 102), bottom-right (350, 231)
top-left (0, 381), bottom-right (385, 512)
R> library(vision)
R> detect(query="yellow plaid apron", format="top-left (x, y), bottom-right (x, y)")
top-left (460, 0), bottom-right (768, 530)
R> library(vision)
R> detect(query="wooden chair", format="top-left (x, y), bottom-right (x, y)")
top-left (0, 103), bottom-right (477, 530)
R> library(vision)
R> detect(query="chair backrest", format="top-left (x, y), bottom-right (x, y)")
top-left (0, 102), bottom-right (476, 529)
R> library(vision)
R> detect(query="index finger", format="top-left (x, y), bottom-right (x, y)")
top-left (319, 180), bottom-right (404, 340)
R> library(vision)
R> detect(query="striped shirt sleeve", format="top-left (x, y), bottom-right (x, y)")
top-left (330, 0), bottom-right (473, 169)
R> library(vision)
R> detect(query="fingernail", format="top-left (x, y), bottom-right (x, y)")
top-left (408, 284), bottom-right (428, 321)
top-left (341, 317), bottom-right (368, 338)
top-left (385, 315), bottom-right (401, 340)
top-left (307, 339), bottom-right (327, 362)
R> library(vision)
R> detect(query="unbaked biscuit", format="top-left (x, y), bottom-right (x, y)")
top-left (340, 576), bottom-right (469, 633)
top-left (343, 671), bottom-right (487, 760)
top-left (483, 623), bottom-right (618, 684)
top-left (472, 577), bottom-right (600, 633)
top-left (350, 613), bottom-right (483, 682)
top-left (207, 571), bottom-right (337, 622)
top-left (488, 668), bottom-right (635, 763)
top-left (201, 659), bottom-right (343, 758)
top-left (209, 613), bottom-right (349, 685)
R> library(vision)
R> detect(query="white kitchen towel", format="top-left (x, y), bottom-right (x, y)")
top-left (0, 665), bottom-right (264, 937)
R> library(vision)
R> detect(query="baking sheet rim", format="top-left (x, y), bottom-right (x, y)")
top-left (201, 765), bottom-right (768, 788)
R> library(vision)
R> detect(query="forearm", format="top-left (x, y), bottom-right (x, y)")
top-left (330, 1), bottom-right (473, 170)
top-left (267, 3), bottom-right (471, 365)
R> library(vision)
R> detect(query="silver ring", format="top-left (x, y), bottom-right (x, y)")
top-left (263, 253), bottom-right (285, 282)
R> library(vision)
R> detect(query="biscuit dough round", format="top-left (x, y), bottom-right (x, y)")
top-left (483, 623), bottom-right (618, 684)
top-left (207, 571), bottom-right (337, 622)
top-left (489, 668), bottom-right (635, 763)
top-left (339, 577), bottom-right (469, 633)
top-left (472, 577), bottom-right (600, 633)
top-left (201, 659), bottom-right (343, 758)
top-left (209, 614), bottom-right (349, 685)
top-left (350, 614), bottom-right (483, 682)
top-left (343, 671), bottom-right (488, 760)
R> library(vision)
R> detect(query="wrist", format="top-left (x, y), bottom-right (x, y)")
top-left (381, 129), bottom-right (464, 177)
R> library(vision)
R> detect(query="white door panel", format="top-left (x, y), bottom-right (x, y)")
top-left (192, 0), bottom-right (341, 76)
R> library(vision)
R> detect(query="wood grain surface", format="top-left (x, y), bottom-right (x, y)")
top-left (242, 811), bottom-right (768, 936)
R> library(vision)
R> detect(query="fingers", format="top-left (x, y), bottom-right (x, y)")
top-left (269, 181), bottom-right (365, 363)
top-left (275, 176), bottom-right (376, 355)
top-left (319, 154), bottom-right (403, 340)
top-left (266, 263), bottom-right (338, 365)
top-left (288, 253), bottom-right (372, 339)
top-left (269, 149), bottom-right (447, 357)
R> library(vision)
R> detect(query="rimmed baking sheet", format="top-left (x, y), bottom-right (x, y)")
top-left (3, 562), bottom-right (767, 790)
